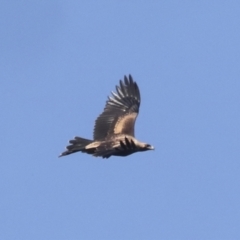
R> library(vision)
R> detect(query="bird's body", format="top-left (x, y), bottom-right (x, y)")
top-left (60, 75), bottom-right (154, 158)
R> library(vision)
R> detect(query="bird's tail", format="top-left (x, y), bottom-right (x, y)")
top-left (59, 137), bottom-right (93, 157)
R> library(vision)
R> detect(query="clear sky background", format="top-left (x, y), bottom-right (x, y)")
top-left (1, 1), bottom-right (240, 240)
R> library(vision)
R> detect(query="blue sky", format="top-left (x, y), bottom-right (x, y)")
top-left (1, 1), bottom-right (240, 239)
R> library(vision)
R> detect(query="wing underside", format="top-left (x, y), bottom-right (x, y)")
top-left (93, 75), bottom-right (141, 140)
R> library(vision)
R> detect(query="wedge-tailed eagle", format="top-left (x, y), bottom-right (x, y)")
top-left (59, 75), bottom-right (154, 158)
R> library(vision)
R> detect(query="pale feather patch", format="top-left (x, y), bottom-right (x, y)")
top-left (85, 141), bottom-right (101, 149)
top-left (113, 113), bottom-right (137, 136)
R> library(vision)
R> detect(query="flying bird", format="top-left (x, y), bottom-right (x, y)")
top-left (59, 75), bottom-right (154, 158)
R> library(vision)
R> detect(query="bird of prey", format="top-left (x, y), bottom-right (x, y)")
top-left (59, 75), bottom-right (154, 158)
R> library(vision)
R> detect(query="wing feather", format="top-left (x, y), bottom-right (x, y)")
top-left (93, 75), bottom-right (141, 140)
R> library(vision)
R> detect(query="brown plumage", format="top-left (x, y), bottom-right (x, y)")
top-left (59, 75), bottom-right (154, 158)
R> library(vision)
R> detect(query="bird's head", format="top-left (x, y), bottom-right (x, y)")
top-left (144, 143), bottom-right (154, 151)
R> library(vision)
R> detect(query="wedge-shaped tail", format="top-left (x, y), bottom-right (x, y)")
top-left (59, 137), bottom-right (93, 157)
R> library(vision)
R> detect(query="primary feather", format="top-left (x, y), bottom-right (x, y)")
top-left (93, 75), bottom-right (140, 140)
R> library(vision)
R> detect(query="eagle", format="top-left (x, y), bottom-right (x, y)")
top-left (59, 75), bottom-right (154, 158)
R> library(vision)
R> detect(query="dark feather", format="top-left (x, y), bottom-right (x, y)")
top-left (93, 75), bottom-right (141, 140)
top-left (59, 137), bottom-right (93, 157)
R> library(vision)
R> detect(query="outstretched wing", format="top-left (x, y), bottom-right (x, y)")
top-left (93, 75), bottom-right (141, 140)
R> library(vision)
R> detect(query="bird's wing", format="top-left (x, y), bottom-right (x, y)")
top-left (93, 75), bottom-right (141, 140)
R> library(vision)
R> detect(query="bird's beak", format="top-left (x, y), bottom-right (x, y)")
top-left (148, 145), bottom-right (154, 150)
